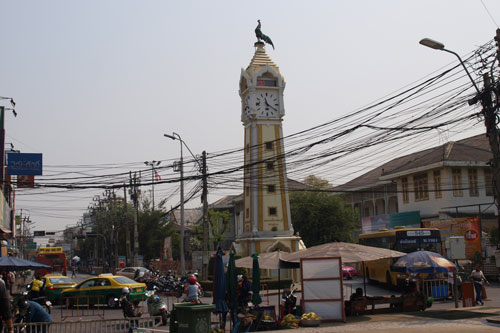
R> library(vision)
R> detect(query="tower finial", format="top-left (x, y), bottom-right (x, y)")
top-left (254, 20), bottom-right (275, 49)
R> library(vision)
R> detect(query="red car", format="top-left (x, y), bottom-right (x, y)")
top-left (342, 265), bottom-right (358, 279)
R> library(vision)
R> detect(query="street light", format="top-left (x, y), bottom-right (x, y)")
top-left (144, 160), bottom-right (161, 210)
top-left (419, 38), bottom-right (481, 94)
top-left (164, 133), bottom-right (186, 275)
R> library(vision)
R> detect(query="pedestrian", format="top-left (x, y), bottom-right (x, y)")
top-left (0, 273), bottom-right (14, 333)
top-left (71, 265), bottom-right (77, 279)
top-left (471, 264), bottom-right (489, 305)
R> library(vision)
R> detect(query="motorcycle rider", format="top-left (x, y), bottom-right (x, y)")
top-left (184, 276), bottom-right (200, 303)
top-left (16, 299), bottom-right (52, 333)
top-left (29, 275), bottom-right (43, 300)
top-left (120, 287), bottom-right (141, 318)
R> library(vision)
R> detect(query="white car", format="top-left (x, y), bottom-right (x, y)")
top-left (115, 267), bottom-right (148, 280)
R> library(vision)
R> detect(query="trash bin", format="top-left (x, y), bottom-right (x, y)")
top-left (169, 303), bottom-right (215, 333)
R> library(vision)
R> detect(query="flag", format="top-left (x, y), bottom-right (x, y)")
top-left (154, 169), bottom-right (161, 181)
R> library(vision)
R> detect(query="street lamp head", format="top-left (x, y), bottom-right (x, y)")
top-left (164, 134), bottom-right (176, 140)
top-left (419, 38), bottom-right (445, 50)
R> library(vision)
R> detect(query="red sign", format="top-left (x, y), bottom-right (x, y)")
top-left (17, 175), bottom-right (35, 188)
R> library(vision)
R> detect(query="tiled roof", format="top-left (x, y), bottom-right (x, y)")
top-left (335, 133), bottom-right (491, 191)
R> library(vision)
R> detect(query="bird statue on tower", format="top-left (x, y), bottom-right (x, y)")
top-left (255, 19), bottom-right (274, 49)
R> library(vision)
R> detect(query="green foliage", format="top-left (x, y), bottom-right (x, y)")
top-left (208, 209), bottom-right (232, 249)
top-left (290, 175), bottom-right (358, 247)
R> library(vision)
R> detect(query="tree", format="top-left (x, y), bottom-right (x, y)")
top-left (208, 209), bottom-right (232, 250)
top-left (290, 175), bottom-right (358, 247)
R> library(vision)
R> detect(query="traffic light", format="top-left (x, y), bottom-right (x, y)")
top-left (33, 231), bottom-right (45, 237)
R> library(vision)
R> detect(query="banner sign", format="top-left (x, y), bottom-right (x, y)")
top-left (422, 217), bottom-right (481, 260)
top-left (7, 153), bottom-right (42, 175)
top-left (361, 211), bottom-right (421, 233)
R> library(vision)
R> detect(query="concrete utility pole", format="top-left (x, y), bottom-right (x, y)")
top-left (202, 151), bottom-right (209, 280)
top-left (130, 171), bottom-right (140, 266)
top-left (420, 32), bottom-right (500, 241)
top-left (124, 185), bottom-right (131, 266)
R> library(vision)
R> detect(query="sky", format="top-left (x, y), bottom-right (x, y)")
top-left (1, 0), bottom-right (500, 239)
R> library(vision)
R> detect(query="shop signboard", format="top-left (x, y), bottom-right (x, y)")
top-left (422, 217), bottom-right (481, 260)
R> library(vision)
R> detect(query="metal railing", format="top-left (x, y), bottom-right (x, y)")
top-left (61, 295), bottom-right (106, 320)
top-left (12, 317), bottom-right (160, 333)
top-left (419, 279), bottom-right (451, 299)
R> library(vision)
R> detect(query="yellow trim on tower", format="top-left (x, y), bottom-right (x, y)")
top-left (275, 125), bottom-right (289, 231)
top-left (258, 124), bottom-right (263, 232)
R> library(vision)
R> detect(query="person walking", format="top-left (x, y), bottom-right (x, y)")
top-left (71, 265), bottom-right (77, 279)
top-left (471, 264), bottom-right (489, 305)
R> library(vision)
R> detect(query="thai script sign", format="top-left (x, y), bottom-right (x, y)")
top-left (7, 153), bottom-right (42, 175)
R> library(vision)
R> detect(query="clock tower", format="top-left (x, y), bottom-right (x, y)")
top-left (235, 41), bottom-right (303, 262)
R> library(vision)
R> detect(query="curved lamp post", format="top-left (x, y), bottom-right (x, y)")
top-left (419, 38), bottom-right (481, 94)
top-left (144, 160), bottom-right (161, 210)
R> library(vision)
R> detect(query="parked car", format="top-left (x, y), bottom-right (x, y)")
top-left (342, 265), bottom-right (358, 279)
top-left (40, 274), bottom-right (77, 304)
top-left (115, 267), bottom-right (148, 280)
top-left (61, 274), bottom-right (146, 308)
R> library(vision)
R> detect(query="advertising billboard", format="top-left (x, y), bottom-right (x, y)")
top-left (422, 217), bottom-right (481, 260)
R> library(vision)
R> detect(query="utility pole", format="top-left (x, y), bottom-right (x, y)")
top-left (482, 56), bottom-right (500, 235)
top-left (201, 151), bottom-right (209, 280)
top-left (132, 172), bottom-right (140, 266)
top-left (124, 184), bottom-right (131, 266)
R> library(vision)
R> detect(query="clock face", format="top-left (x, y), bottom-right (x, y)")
top-left (256, 91), bottom-right (279, 118)
top-left (244, 94), bottom-right (253, 118)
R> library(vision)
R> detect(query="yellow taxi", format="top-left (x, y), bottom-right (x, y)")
top-left (40, 274), bottom-right (77, 304)
top-left (61, 274), bottom-right (146, 308)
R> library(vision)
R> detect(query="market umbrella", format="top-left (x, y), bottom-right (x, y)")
top-left (391, 250), bottom-right (456, 274)
top-left (251, 253), bottom-right (262, 305)
top-left (283, 242), bottom-right (405, 264)
top-left (235, 251), bottom-right (299, 269)
top-left (227, 253), bottom-right (238, 310)
top-left (213, 248), bottom-right (228, 329)
top-left (0, 256), bottom-right (51, 271)
top-left (226, 252), bottom-right (238, 328)
top-left (213, 248), bottom-right (229, 312)
top-left (283, 242), bottom-right (405, 297)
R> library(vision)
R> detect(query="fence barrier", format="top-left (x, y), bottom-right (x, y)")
top-left (419, 279), bottom-right (450, 299)
top-left (12, 317), bottom-right (160, 333)
top-left (61, 295), bottom-right (106, 320)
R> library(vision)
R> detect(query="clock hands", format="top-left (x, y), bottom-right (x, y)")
top-left (264, 98), bottom-right (278, 112)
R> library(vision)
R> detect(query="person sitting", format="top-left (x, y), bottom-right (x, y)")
top-left (345, 288), bottom-right (366, 316)
top-left (184, 275), bottom-right (200, 303)
top-left (237, 275), bottom-right (253, 307)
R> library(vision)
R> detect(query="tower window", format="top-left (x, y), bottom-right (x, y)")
top-left (268, 207), bottom-right (277, 216)
top-left (265, 141), bottom-right (273, 150)
top-left (246, 186), bottom-right (250, 196)
top-left (267, 185), bottom-right (275, 193)
top-left (246, 144), bottom-right (250, 154)
top-left (452, 168), bottom-right (463, 197)
top-left (245, 208), bottom-right (249, 218)
top-left (266, 162), bottom-right (274, 170)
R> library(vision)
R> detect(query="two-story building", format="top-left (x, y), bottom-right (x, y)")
top-left (336, 133), bottom-right (497, 232)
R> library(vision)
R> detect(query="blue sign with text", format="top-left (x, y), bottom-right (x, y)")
top-left (7, 153), bottom-right (43, 175)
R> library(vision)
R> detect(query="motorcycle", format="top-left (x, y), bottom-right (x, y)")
top-left (25, 286), bottom-right (52, 315)
top-left (116, 288), bottom-right (141, 319)
top-left (145, 288), bottom-right (168, 325)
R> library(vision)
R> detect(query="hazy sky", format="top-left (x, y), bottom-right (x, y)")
top-left (1, 1), bottom-right (499, 237)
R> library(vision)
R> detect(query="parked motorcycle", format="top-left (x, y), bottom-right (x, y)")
top-left (145, 288), bottom-right (168, 325)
